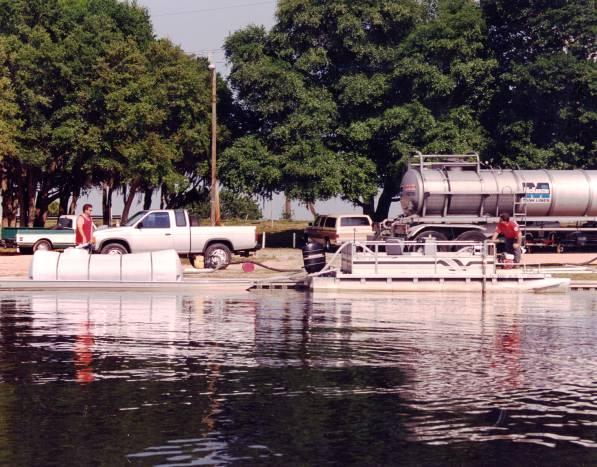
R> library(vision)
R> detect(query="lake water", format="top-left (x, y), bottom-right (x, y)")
top-left (0, 290), bottom-right (595, 466)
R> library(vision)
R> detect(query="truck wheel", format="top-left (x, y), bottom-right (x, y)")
top-left (33, 239), bottom-right (52, 252)
top-left (556, 244), bottom-right (565, 254)
top-left (412, 230), bottom-right (448, 252)
top-left (453, 231), bottom-right (486, 252)
top-left (204, 243), bottom-right (231, 269)
top-left (324, 238), bottom-right (332, 252)
top-left (101, 243), bottom-right (128, 255)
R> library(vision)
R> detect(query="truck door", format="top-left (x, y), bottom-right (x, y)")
top-left (130, 211), bottom-right (174, 252)
top-left (171, 210), bottom-right (191, 253)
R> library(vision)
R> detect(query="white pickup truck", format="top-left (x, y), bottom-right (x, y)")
top-left (91, 209), bottom-right (258, 268)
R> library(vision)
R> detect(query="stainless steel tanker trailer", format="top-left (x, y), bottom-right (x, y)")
top-left (381, 153), bottom-right (597, 252)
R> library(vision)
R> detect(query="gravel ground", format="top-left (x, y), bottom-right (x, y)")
top-left (0, 249), bottom-right (596, 279)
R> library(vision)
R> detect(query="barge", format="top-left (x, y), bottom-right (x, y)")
top-left (306, 240), bottom-right (570, 293)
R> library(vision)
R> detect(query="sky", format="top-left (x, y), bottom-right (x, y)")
top-left (85, 0), bottom-right (402, 220)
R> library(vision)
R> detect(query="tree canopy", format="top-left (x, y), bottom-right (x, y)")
top-left (0, 0), bottom-right (225, 226)
top-left (482, 0), bottom-right (596, 169)
top-left (1, 0), bottom-right (594, 226)
top-left (224, 0), bottom-right (497, 220)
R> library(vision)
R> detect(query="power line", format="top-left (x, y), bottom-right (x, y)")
top-left (153, 1), bottom-right (275, 18)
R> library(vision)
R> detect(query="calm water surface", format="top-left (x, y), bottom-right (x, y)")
top-left (0, 290), bottom-right (595, 466)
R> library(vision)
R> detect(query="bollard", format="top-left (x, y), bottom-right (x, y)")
top-left (261, 232), bottom-right (266, 249)
top-left (293, 232), bottom-right (296, 248)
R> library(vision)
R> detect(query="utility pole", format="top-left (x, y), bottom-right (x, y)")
top-left (209, 60), bottom-right (220, 226)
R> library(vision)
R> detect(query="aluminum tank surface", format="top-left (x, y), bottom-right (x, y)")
top-left (400, 168), bottom-right (597, 217)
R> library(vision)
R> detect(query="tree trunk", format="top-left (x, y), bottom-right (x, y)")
top-left (1, 176), bottom-right (18, 227)
top-left (373, 186), bottom-right (397, 222)
top-left (120, 182), bottom-right (139, 225)
top-left (1, 174), bottom-right (12, 227)
top-left (3, 196), bottom-right (18, 227)
top-left (373, 175), bottom-right (402, 221)
top-left (58, 191), bottom-right (69, 215)
top-left (18, 169), bottom-right (28, 227)
top-left (26, 172), bottom-right (37, 228)
top-left (306, 201), bottom-right (317, 217)
top-left (68, 189), bottom-right (79, 215)
top-left (143, 188), bottom-right (153, 210)
top-left (34, 196), bottom-right (50, 227)
top-left (102, 183), bottom-right (113, 226)
top-left (283, 195), bottom-right (292, 220)
top-left (361, 195), bottom-right (376, 219)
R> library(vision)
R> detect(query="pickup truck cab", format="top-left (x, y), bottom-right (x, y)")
top-left (304, 213), bottom-right (374, 250)
top-left (15, 215), bottom-right (80, 253)
top-left (92, 209), bottom-right (258, 268)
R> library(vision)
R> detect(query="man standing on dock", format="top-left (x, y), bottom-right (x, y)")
top-left (76, 204), bottom-right (94, 250)
top-left (491, 213), bottom-right (523, 263)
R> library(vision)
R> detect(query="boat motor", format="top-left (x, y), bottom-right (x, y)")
top-left (302, 242), bottom-right (326, 274)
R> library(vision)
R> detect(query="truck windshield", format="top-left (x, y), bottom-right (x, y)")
top-left (123, 211), bottom-right (148, 226)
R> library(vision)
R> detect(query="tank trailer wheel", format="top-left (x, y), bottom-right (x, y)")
top-left (100, 243), bottom-right (128, 255)
top-left (204, 243), bottom-right (231, 269)
top-left (33, 239), bottom-right (52, 252)
top-left (453, 231), bottom-right (486, 253)
top-left (411, 230), bottom-right (449, 252)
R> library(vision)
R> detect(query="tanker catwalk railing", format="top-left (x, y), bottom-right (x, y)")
top-left (412, 151), bottom-right (481, 171)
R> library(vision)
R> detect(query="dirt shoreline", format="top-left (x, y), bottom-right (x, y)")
top-left (0, 249), bottom-right (596, 279)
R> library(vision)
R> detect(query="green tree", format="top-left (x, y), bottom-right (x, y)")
top-left (0, 0), bottom-right (221, 227)
top-left (482, 0), bottom-right (596, 169)
top-left (0, 0), bottom-right (155, 226)
top-left (224, 0), bottom-right (495, 220)
top-left (144, 39), bottom-right (216, 212)
top-left (0, 37), bottom-right (22, 226)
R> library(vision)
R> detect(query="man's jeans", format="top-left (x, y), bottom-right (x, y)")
top-left (504, 238), bottom-right (521, 263)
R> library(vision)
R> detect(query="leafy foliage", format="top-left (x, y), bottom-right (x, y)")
top-left (225, 0), bottom-right (495, 220)
top-left (0, 0), bottom-right (224, 225)
top-left (482, 0), bottom-right (596, 169)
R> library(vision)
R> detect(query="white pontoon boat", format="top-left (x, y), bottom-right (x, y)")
top-left (306, 240), bottom-right (570, 293)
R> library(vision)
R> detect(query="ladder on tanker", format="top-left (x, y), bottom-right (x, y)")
top-left (513, 192), bottom-right (528, 240)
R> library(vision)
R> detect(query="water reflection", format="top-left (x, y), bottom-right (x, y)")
top-left (0, 291), bottom-right (594, 465)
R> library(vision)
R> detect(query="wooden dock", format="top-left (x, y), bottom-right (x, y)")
top-left (250, 279), bottom-right (307, 290)
top-left (570, 281), bottom-right (597, 290)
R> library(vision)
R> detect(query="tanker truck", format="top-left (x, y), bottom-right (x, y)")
top-left (381, 152), bottom-right (597, 252)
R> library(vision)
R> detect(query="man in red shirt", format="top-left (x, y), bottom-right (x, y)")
top-left (491, 213), bottom-right (523, 263)
top-left (76, 204), bottom-right (94, 249)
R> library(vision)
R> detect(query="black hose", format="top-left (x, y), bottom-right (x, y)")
top-left (229, 259), bottom-right (302, 273)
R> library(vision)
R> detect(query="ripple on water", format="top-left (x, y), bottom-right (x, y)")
top-left (0, 290), bottom-right (594, 465)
